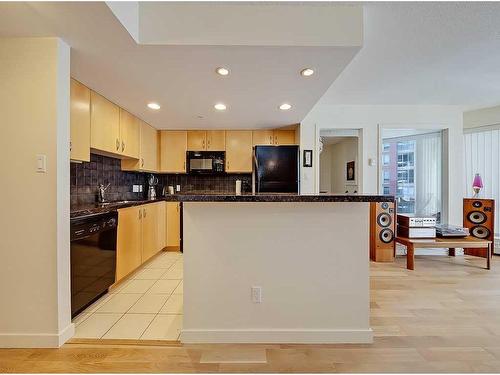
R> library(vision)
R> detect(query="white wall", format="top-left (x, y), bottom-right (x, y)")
top-left (319, 144), bottom-right (333, 193)
top-left (331, 138), bottom-right (358, 194)
top-left (464, 104), bottom-right (500, 129)
top-left (182, 202), bottom-right (372, 344)
top-left (0, 38), bottom-right (72, 347)
top-left (300, 105), bottom-right (464, 224)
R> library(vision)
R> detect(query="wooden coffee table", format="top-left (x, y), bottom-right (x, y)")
top-left (395, 236), bottom-right (492, 270)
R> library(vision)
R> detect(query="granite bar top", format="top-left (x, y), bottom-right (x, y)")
top-left (70, 194), bottom-right (394, 219)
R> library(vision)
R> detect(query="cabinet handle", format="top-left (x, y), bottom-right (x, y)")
top-left (69, 141), bottom-right (72, 152)
top-left (274, 135), bottom-right (278, 145)
top-left (176, 204), bottom-right (179, 212)
top-left (139, 209), bottom-right (142, 219)
top-left (183, 161), bottom-right (186, 171)
top-left (269, 135), bottom-right (273, 144)
top-left (141, 158), bottom-right (144, 167)
top-left (116, 138), bottom-right (120, 150)
top-left (227, 160), bottom-right (230, 170)
top-left (121, 140), bottom-right (125, 152)
top-left (207, 139), bottom-right (210, 149)
top-left (202, 140), bottom-right (205, 149)
top-left (143, 208), bottom-right (146, 217)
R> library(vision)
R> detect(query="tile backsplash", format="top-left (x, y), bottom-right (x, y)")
top-left (71, 153), bottom-right (252, 207)
top-left (70, 154), bottom-right (146, 207)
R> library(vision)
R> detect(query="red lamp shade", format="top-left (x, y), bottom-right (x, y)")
top-left (473, 173), bottom-right (483, 189)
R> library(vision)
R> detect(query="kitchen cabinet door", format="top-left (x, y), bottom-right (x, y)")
top-left (70, 79), bottom-right (90, 162)
top-left (119, 109), bottom-right (140, 159)
top-left (160, 131), bottom-right (187, 173)
top-left (252, 130), bottom-right (274, 146)
top-left (90, 91), bottom-right (120, 154)
top-left (116, 206), bottom-right (142, 282)
top-left (187, 130), bottom-right (206, 151)
top-left (140, 121), bottom-right (159, 172)
top-left (157, 201), bottom-right (167, 251)
top-left (206, 130), bottom-right (225, 151)
top-left (226, 130), bottom-right (253, 173)
top-left (166, 202), bottom-right (181, 248)
top-left (141, 204), bottom-right (159, 262)
top-left (274, 130), bottom-right (296, 145)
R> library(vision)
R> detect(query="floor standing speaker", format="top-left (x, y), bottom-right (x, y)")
top-left (370, 201), bottom-right (396, 262)
top-left (463, 198), bottom-right (495, 258)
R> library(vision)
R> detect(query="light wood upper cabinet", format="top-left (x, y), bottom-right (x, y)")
top-left (274, 130), bottom-right (296, 145)
top-left (122, 120), bottom-right (159, 172)
top-left (140, 121), bottom-right (159, 172)
top-left (166, 202), bottom-right (181, 248)
top-left (70, 79), bottom-right (90, 162)
top-left (225, 130), bottom-right (253, 173)
top-left (187, 130), bottom-right (206, 151)
top-left (160, 131), bottom-right (187, 173)
top-left (187, 130), bottom-right (225, 151)
top-left (119, 109), bottom-right (140, 159)
top-left (206, 130), bottom-right (225, 151)
top-left (116, 206), bottom-right (142, 282)
top-left (90, 91), bottom-right (120, 154)
top-left (141, 204), bottom-right (159, 262)
top-left (252, 130), bottom-right (274, 146)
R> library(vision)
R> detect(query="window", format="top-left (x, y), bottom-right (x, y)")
top-left (383, 186), bottom-right (390, 195)
top-left (383, 143), bottom-right (390, 152)
top-left (382, 154), bottom-right (390, 165)
top-left (381, 131), bottom-right (442, 217)
top-left (383, 170), bottom-right (390, 183)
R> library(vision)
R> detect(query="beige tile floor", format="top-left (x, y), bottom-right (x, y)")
top-left (73, 251), bottom-right (183, 340)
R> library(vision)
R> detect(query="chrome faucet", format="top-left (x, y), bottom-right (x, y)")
top-left (98, 183), bottom-right (111, 203)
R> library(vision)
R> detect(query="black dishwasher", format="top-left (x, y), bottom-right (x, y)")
top-left (70, 211), bottom-right (118, 318)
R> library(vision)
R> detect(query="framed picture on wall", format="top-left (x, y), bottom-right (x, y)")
top-left (346, 161), bottom-right (356, 184)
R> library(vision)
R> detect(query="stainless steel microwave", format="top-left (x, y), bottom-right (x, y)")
top-left (186, 151), bottom-right (225, 174)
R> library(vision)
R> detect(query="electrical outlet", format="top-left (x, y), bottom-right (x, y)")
top-left (132, 185), bottom-right (139, 193)
top-left (139, 185), bottom-right (143, 192)
top-left (176, 184), bottom-right (181, 192)
top-left (251, 286), bottom-right (262, 303)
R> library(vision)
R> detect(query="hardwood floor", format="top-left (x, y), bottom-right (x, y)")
top-left (1, 255), bottom-right (500, 373)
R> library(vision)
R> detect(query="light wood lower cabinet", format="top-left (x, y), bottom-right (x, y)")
top-left (116, 206), bottom-right (142, 281)
top-left (116, 202), bottom-right (165, 282)
top-left (166, 202), bottom-right (181, 248)
top-left (157, 202), bottom-right (167, 250)
top-left (141, 203), bottom-right (159, 262)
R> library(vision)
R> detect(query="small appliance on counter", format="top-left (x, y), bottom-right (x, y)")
top-left (187, 151), bottom-right (225, 174)
top-left (148, 174), bottom-right (158, 200)
top-left (397, 214), bottom-right (436, 238)
top-left (254, 145), bottom-right (299, 193)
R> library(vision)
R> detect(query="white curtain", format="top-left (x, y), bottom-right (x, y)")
top-left (464, 127), bottom-right (500, 236)
top-left (415, 133), bottom-right (442, 216)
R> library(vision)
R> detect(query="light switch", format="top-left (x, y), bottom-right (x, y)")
top-left (36, 154), bottom-right (47, 173)
top-left (368, 158), bottom-right (377, 167)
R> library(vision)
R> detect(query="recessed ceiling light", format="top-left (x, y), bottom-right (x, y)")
top-left (147, 102), bottom-right (160, 110)
top-left (279, 103), bottom-right (292, 111)
top-left (300, 68), bottom-right (314, 77)
top-left (214, 103), bottom-right (227, 111)
top-left (216, 67), bottom-right (230, 76)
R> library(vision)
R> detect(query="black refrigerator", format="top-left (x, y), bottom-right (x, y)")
top-left (254, 145), bottom-right (299, 193)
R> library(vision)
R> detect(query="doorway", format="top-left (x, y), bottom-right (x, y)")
top-left (319, 130), bottom-right (360, 194)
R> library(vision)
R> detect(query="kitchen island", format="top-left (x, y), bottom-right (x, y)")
top-left (167, 194), bottom-right (393, 344)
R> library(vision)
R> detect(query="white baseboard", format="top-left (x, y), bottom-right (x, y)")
top-left (180, 328), bottom-right (373, 344)
top-left (0, 323), bottom-right (75, 348)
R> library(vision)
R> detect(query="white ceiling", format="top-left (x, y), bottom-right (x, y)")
top-left (0, 2), bottom-right (362, 130)
top-left (316, 2), bottom-right (500, 110)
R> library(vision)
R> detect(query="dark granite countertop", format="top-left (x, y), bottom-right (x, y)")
top-left (70, 194), bottom-right (394, 219)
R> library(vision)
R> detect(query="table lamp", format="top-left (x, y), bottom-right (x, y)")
top-left (472, 173), bottom-right (483, 197)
